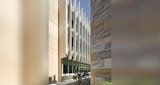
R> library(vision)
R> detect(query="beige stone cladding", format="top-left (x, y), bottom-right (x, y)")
top-left (49, 0), bottom-right (59, 81)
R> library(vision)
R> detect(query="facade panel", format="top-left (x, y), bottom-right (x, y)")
top-left (49, 0), bottom-right (90, 82)
top-left (49, 0), bottom-right (59, 81)
top-left (91, 0), bottom-right (112, 84)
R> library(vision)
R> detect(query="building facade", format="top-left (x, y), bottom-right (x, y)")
top-left (91, 0), bottom-right (112, 84)
top-left (49, 0), bottom-right (90, 82)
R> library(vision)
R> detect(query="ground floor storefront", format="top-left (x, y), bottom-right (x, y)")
top-left (62, 57), bottom-right (90, 81)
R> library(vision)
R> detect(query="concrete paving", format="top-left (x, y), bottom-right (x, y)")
top-left (49, 79), bottom-right (77, 85)
top-left (56, 79), bottom-right (77, 85)
top-left (49, 76), bottom-right (91, 85)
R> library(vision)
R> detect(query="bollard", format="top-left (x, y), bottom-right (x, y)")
top-left (53, 75), bottom-right (57, 83)
top-left (49, 77), bottom-right (52, 84)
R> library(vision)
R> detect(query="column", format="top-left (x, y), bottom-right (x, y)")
top-left (81, 8), bottom-right (84, 63)
top-left (78, 1), bottom-right (81, 62)
top-left (73, 0), bottom-right (77, 61)
top-left (22, 0), bottom-right (48, 85)
top-left (69, 0), bottom-right (72, 60)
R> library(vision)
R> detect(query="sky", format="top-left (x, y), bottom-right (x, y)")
top-left (76, 0), bottom-right (91, 22)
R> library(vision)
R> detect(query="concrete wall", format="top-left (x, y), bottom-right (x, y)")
top-left (58, 0), bottom-right (67, 81)
top-left (91, 0), bottom-right (112, 85)
top-left (0, 0), bottom-right (21, 85)
top-left (0, 0), bottom-right (50, 84)
top-left (49, 0), bottom-right (59, 81)
top-left (22, 0), bottom-right (48, 85)
top-left (59, 0), bottom-right (67, 59)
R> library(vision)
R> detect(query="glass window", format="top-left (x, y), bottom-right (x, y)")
top-left (72, 20), bottom-right (74, 28)
top-left (63, 65), bottom-right (68, 73)
top-left (76, 18), bottom-right (79, 32)
top-left (77, 66), bottom-right (79, 72)
top-left (72, 37), bottom-right (74, 50)
top-left (69, 65), bottom-right (72, 73)
top-left (80, 22), bottom-right (82, 35)
top-left (73, 66), bottom-right (76, 73)
top-left (76, 40), bottom-right (78, 51)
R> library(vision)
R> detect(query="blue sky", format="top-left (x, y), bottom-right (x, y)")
top-left (76, 0), bottom-right (91, 22)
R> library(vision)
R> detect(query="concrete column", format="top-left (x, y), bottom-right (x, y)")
top-left (78, 1), bottom-right (81, 62)
top-left (83, 13), bottom-right (85, 63)
top-left (49, 0), bottom-right (59, 81)
top-left (0, 0), bottom-right (21, 85)
top-left (84, 14), bottom-right (87, 64)
top-left (69, 0), bottom-right (72, 60)
top-left (62, 64), bottom-right (63, 75)
top-left (89, 25), bottom-right (91, 64)
top-left (66, 0), bottom-right (69, 54)
top-left (81, 8), bottom-right (83, 63)
top-left (87, 19), bottom-right (89, 64)
top-left (22, 0), bottom-right (48, 85)
top-left (73, 0), bottom-right (77, 61)
top-left (84, 14), bottom-right (85, 64)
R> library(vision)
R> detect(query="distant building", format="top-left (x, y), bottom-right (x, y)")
top-left (49, 0), bottom-right (90, 82)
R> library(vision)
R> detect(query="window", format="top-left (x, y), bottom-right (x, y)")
top-left (76, 39), bottom-right (78, 52)
top-left (76, 18), bottom-right (79, 32)
top-left (69, 65), bottom-right (72, 73)
top-left (63, 65), bottom-right (68, 73)
top-left (73, 66), bottom-right (76, 73)
top-left (72, 12), bottom-right (74, 29)
top-left (83, 27), bottom-right (85, 37)
top-left (72, 37), bottom-right (74, 50)
top-left (77, 66), bottom-right (79, 72)
top-left (80, 22), bottom-right (82, 35)
top-left (72, 20), bottom-right (73, 28)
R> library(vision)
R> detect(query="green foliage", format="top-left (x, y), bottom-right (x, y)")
top-left (99, 81), bottom-right (111, 85)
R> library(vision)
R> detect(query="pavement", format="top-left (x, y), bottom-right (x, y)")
top-left (49, 76), bottom-right (90, 85)
top-left (49, 79), bottom-right (77, 85)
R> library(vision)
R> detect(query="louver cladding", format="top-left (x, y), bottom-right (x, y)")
top-left (59, 0), bottom-right (90, 64)
top-left (59, 0), bottom-right (91, 77)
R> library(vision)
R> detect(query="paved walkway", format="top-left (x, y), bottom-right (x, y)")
top-left (56, 79), bottom-right (77, 85)
top-left (49, 79), bottom-right (77, 85)
top-left (49, 76), bottom-right (90, 85)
